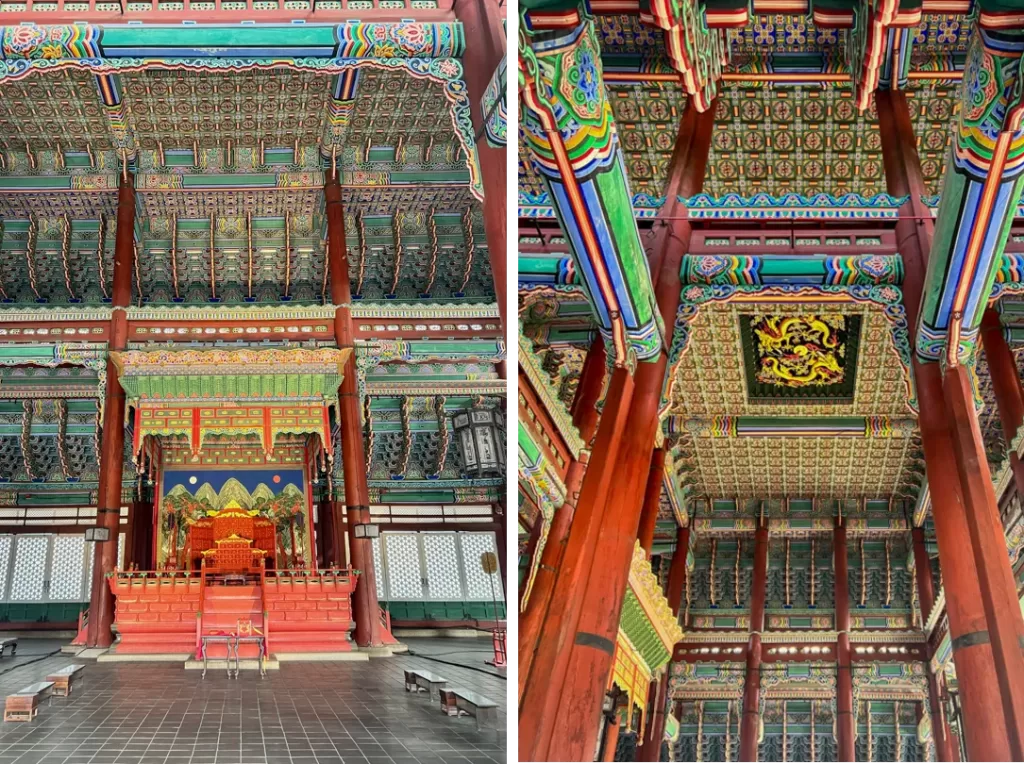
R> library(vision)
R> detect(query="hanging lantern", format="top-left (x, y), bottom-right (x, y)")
top-left (453, 404), bottom-right (505, 478)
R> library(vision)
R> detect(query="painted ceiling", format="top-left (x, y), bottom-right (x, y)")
top-left (0, 24), bottom-right (493, 308)
top-left (704, 84), bottom-right (885, 198)
top-left (517, 9), bottom-right (975, 210)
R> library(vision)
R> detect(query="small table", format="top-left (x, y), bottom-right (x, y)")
top-left (404, 669), bottom-right (448, 701)
top-left (440, 687), bottom-right (499, 731)
top-left (200, 635), bottom-right (235, 679)
top-left (234, 635), bottom-right (266, 678)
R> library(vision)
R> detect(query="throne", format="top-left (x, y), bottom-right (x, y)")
top-left (187, 506), bottom-right (276, 572)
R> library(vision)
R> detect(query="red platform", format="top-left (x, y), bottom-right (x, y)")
top-left (108, 569), bottom-right (359, 657)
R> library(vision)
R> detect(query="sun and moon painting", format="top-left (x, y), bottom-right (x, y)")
top-left (157, 467), bottom-right (310, 569)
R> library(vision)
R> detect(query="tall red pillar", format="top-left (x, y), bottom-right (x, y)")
top-left (452, 0), bottom-right (505, 332)
top-left (911, 527), bottom-right (955, 761)
top-left (518, 336), bottom-right (606, 697)
top-left (518, 367), bottom-right (636, 751)
top-left (980, 308), bottom-right (1024, 498)
top-left (833, 519), bottom-right (855, 762)
top-left (519, 98), bottom-right (714, 761)
top-left (637, 449), bottom-right (665, 558)
top-left (877, 88), bottom-right (1013, 761)
top-left (86, 171), bottom-right (135, 647)
top-left (325, 172), bottom-right (383, 648)
top-left (666, 526), bottom-right (690, 620)
top-left (739, 521), bottom-right (768, 761)
top-left (943, 363), bottom-right (1024, 758)
top-left (635, 528), bottom-right (688, 761)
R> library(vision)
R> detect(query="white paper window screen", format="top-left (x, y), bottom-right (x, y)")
top-left (423, 533), bottom-right (462, 600)
top-left (10, 536), bottom-right (48, 601)
top-left (460, 532), bottom-right (503, 600)
top-left (118, 533), bottom-right (125, 569)
top-left (49, 536), bottom-right (86, 601)
top-left (383, 533), bottom-right (423, 600)
top-left (371, 537), bottom-right (385, 599)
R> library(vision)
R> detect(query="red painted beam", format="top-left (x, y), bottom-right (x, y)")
top-left (518, 366), bottom-right (574, 483)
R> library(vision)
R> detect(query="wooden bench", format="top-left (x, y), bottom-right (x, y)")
top-left (4, 682), bottom-right (53, 722)
top-left (404, 669), bottom-right (448, 701)
top-left (45, 665), bottom-right (85, 697)
top-left (0, 638), bottom-right (17, 658)
top-left (439, 687), bottom-right (499, 730)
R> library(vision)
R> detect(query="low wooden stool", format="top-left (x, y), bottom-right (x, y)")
top-left (0, 638), bottom-right (18, 658)
top-left (46, 665), bottom-right (85, 697)
top-left (4, 682), bottom-right (53, 722)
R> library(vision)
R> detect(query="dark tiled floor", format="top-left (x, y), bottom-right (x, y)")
top-left (0, 640), bottom-right (506, 764)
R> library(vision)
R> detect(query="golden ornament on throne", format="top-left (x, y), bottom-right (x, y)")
top-left (187, 501), bottom-right (278, 572)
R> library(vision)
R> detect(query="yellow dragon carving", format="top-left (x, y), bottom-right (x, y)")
top-left (753, 315), bottom-right (846, 388)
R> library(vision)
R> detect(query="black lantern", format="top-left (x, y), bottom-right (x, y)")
top-left (453, 405), bottom-right (505, 477)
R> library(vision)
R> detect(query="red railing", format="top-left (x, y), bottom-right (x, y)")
top-left (263, 567), bottom-right (357, 587)
top-left (380, 607), bottom-right (392, 634)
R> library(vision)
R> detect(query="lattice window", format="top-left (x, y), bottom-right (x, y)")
top-left (459, 532), bottom-right (502, 600)
top-left (49, 535), bottom-right (86, 601)
top-left (10, 536), bottom-right (47, 601)
top-left (0, 536), bottom-right (12, 600)
top-left (423, 533), bottom-right (461, 600)
top-left (118, 532), bottom-right (125, 569)
top-left (371, 536), bottom-right (385, 599)
top-left (382, 533), bottom-right (423, 600)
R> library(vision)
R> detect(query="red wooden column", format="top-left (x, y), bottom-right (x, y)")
top-left (980, 307), bottom-right (1024, 498)
top-left (739, 521), bottom-right (768, 762)
top-left (636, 528), bottom-right (688, 761)
top-left (666, 526), bottom-right (690, 620)
top-left (452, 0), bottom-right (505, 332)
top-left (571, 337), bottom-right (607, 436)
top-left (637, 448), bottom-right (666, 557)
top-left (325, 172), bottom-right (383, 647)
top-left (913, 526), bottom-right (956, 761)
top-left (943, 363), bottom-right (1024, 758)
top-left (911, 527), bottom-right (936, 622)
top-left (86, 171), bottom-right (135, 647)
top-left (518, 366), bottom-right (636, 741)
top-left (833, 518), bottom-right (855, 762)
top-left (518, 336), bottom-right (606, 695)
top-left (520, 101), bottom-right (714, 760)
top-left (877, 88), bottom-right (1013, 761)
